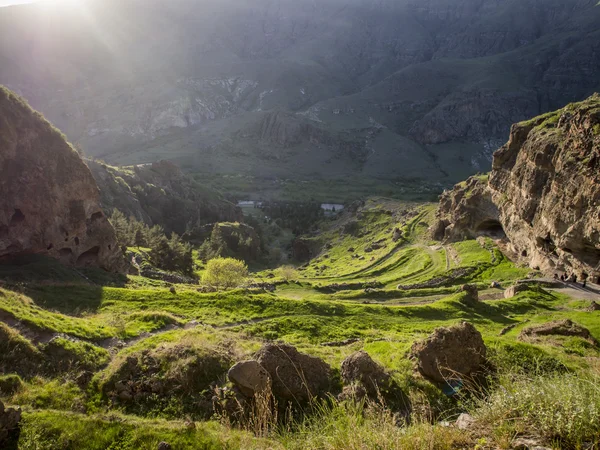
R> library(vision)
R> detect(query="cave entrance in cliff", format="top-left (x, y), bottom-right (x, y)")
top-left (76, 246), bottom-right (100, 267)
top-left (475, 219), bottom-right (506, 238)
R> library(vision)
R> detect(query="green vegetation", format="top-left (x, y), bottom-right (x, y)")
top-left (202, 257), bottom-right (249, 289)
top-left (110, 211), bottom-right (194, 276)
top-left (1, 197), bottom-right (599, 449)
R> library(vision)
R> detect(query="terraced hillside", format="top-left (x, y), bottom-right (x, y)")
top-left (1, 199), bottom-right (600, 449)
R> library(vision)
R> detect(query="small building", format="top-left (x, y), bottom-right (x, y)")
top-left (321, 203), bottom-right (344, 213)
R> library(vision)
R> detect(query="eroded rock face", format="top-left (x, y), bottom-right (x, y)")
top-left (489, 94), bottom-right (600, 277)
top-left (256, 343), bottom-right (332, 403)
top-left (434, 94), bottom-right (600, 279)
top-left (0, 87), bottom-right (124, 272)
top-left (432, 175), bottom-right (501, 242)
top-left (410, 321), bottom-right (487, 384)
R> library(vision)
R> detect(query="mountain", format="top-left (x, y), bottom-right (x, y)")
top-left (0, 0), bottom-right (599, 186)
top-left (434, 94), bottom-right (600, 278)
top-left (0, 86), bottom-right (124, 271)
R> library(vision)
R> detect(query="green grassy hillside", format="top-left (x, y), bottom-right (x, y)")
top-left (1, 198), bottom-right (599, 449)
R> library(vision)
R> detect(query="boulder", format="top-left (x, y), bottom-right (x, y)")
top-left (256, 344), bottom-right (332, 403)
top-left (0, 87), bottom-right (124, 272)
top-left (460, 284), bottom-right (479, 303)
top-left (0, 400), bottom-right (21, 445)
top-left (227, 360), bottom-right (271, 398)
top-left (340, 351), bottom-right (389, 397)
top-left (410, 322), bottom-right (487, 384)
top-left (455, 413), bottom-right (476, 430)
top-left (519, 319), bottom-right (598, 345)
top-left (504, 283), bottom-right (530, 298)
top-left (587, 301), bottom-right (600, 312)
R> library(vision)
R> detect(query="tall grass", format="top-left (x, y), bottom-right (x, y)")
top-left (474, 374), bottom-right (600, 448)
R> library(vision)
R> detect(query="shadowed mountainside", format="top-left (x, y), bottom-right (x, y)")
top-left (0, 0), bottom-right (598, 185)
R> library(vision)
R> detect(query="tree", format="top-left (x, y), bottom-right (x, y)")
top-left (202, 257), bottom-right (248, 289)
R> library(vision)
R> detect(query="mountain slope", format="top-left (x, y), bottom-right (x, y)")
top-left (0, 0), bottom-right (599, 185)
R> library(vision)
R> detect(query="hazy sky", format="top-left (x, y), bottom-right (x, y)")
top-left (0, 0), bottom-right (38, 5)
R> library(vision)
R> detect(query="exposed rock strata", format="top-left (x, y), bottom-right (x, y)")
top-left (0, 87), bottom-right (124, 271)
top-left (434, 94), bottom-right (600, 279)
top-left (489, 94), bottom-right (600, 277)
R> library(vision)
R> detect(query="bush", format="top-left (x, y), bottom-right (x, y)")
top-left (201, 257), bottom-right (248, 289)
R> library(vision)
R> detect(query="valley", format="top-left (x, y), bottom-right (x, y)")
top-left (0, 1), bottom-right (600, 448)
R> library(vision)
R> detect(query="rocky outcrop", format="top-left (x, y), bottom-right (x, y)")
top-left (410, 321), bottom-right (487, 384)
top-left (255, 343), bottom-right (332, 403)
top-left (89, 160), bottom-right (241, 236)
top-left (0, 87), bottom-right (124, 272)
top-left (519, 319), bottom-right (598, 346)
top-left (504, 284), bottom-right (531, 299)
top-left (0, 401), bottom-right (21, 446)
top-left (434, 95), bottom-right (600, 279)
top-left (489, 94), bottom-right (600, 277)
top-left (431, 175), bottom-right (500, 241)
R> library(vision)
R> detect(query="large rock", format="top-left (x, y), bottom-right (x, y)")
top-left (504, 283), bottom-right (531, 298)
top-left (227, 360), bottom-right (271, 398)
top-left (256, 344), bottom-right (332, 403)
top-left (0, 87), bottom-right (124, 272)
top-left (0, 400), bottom-right (21, 445)
top-left (340, 351), bottom-right (390, 397)
top-left (519, 319), bottom-right (598, 346)
top-left (410, 322), bottom-right (487, 384)
top-left (489, 95), bottom-right (600, 277)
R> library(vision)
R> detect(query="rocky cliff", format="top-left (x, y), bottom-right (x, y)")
top-left (435, 94), bottom-right (600, 279)
top-left (88, 160), bottom-right (242, 236)
top-left (489, 94), bottom-right (600, 277)
top-left (0, 86), bottom-right (124, 271)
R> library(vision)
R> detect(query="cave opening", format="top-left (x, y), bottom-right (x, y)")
top-left (76, 246), bottom-right (100, 267)
top-left (9, 209), bottom-right (25, 226)
top-left (475, 219), bottom-right (506, 238)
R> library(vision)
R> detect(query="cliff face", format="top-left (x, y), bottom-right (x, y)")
top-left (431, 175), bottom-right (500, 242)
top-left (435, 94), bottom-right (600, 278)
top-left (88, 160), bottom-right (242, 236)
top-left (0, 87), bottom-right (124, 271)
top-left (489, 94), bottom-right (600, 276)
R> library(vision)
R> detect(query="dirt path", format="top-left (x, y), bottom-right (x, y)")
top-left (548, 280), bottom-right (600, 302)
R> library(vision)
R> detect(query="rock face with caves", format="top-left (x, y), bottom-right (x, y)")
top-left (0, 87), bottom-right (124, 271)
top-left (434, 94), bottom-right (600, 280)
top-left (489, 94), bottom-right (600, 278)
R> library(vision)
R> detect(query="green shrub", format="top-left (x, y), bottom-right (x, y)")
top-left (202, 257), bottom-right (248, 289)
